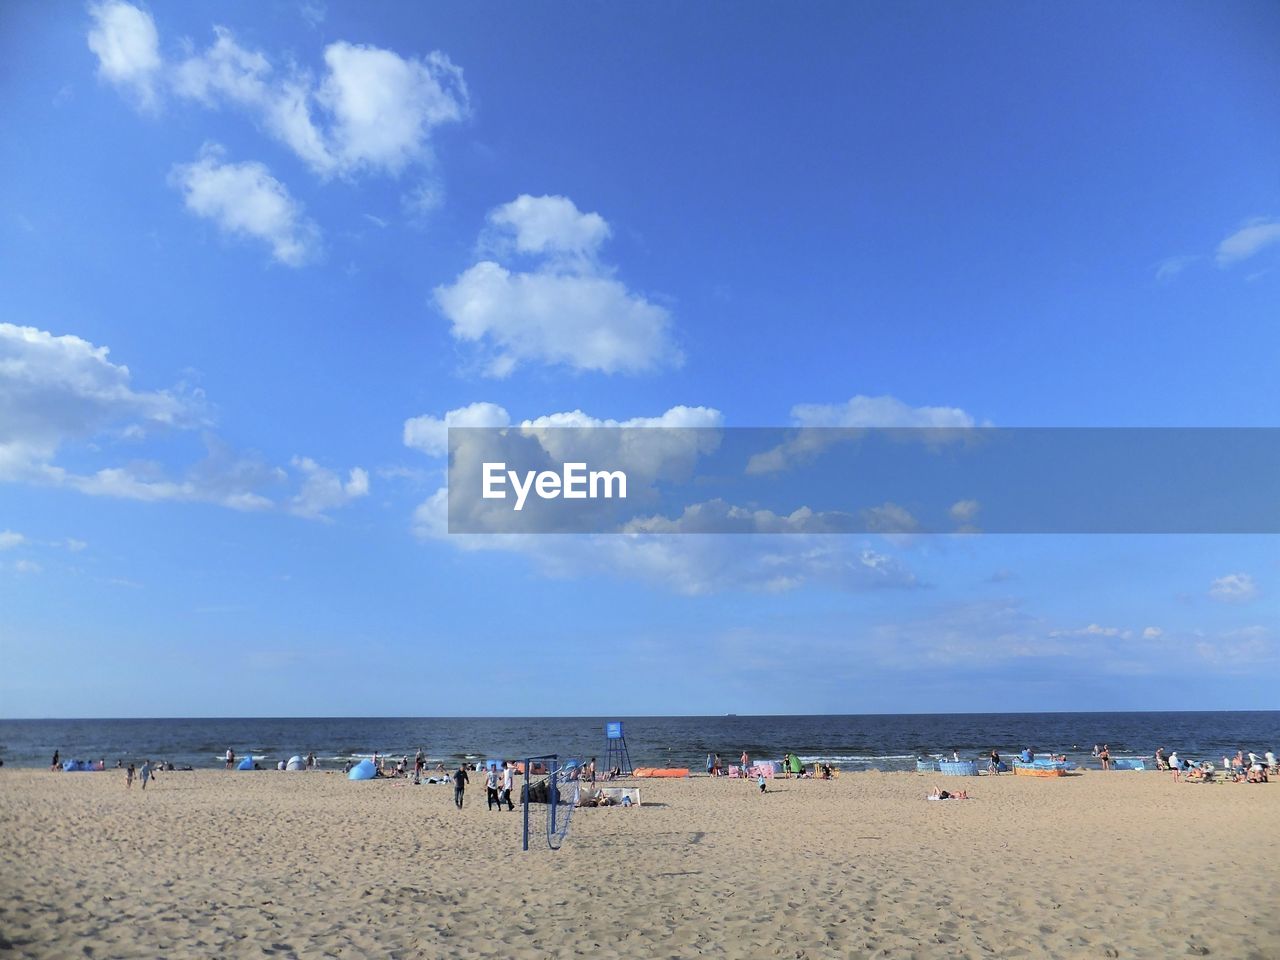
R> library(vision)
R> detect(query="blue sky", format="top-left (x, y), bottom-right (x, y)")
top-left (1, 1), bottom-right (1277, 717)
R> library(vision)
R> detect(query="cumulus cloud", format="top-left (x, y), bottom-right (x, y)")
top-left (1216, 219), bottom-right (1280, 266)
top-left (1142, 626), bottom-right (1164, 639)
top-left (1209, 572), bottom-right (1258, 603)
top-left (435, 196), bottom-right (681, 376)
top-left (146, 17), bottom-right (468, 179)
top-left (746, 395), bottom-right (981, 474)
top-left (403, 401), bottom-right (511, 457)
top-left (0, 530), bottom-right (26, 550)
top-left (487, 194), bottom-right (610, 260)
top-left (1, 323), bottom-right (363, 518)
top-left (288, 457), bottom-right (370, 519)
top-left (170, 145), bottom-right (320, 265)
top-left (405, 402), bottom-right (924, 594)
top-left (0, 322), bottom-right (187, 480)
top-left (87, 0), bottom-right (162, 109)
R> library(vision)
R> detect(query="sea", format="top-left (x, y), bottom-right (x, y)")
top-left (2, 712), bottom-right (1276, 771)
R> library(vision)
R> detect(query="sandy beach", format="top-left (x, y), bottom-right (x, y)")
top-left (1, 767), bottom-right (1276, 959)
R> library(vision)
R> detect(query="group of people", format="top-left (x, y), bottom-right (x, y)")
top-left (1158, 747), bottom-right (1276, 783)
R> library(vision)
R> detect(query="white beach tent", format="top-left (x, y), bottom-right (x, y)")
top-left (286, 755), bottom-right (306, 771)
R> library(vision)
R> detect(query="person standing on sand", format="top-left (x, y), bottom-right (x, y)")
top-left (139, 760), bottom-right (152, 791)
top-left (126, 763), bottom-right (135, 789)
top-left (453, 763), bottom-right (469, 809)
top-left (713, 754), bottom-right (722, 777)
top-left (415, 748), bottom-right (424, 779)
top-left (502, 762), bottom-right (515, 811)
top-left (51, 750), bottom-right (60, 771)
top-left (225, 748), bottom-right (234, 770)
top-left (485, 766), bottom-right (501, 810)
top-left (740, 751), bottom-right (749, 777)
top-left (586, 757), bottom-right (597, 785)
top-left (1099, 744), bottom-right (1111, 771)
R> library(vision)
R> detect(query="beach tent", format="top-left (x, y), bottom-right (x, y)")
top-left (348, 758), bottom-right (376, 781)
top-left (61, 759), bottom-right (100, 772)
top-left (286, 755), bottom-right (306, 771)
top-left (786, 754), bottom-right (804, 775)
top-left (237, 756), bottom-right (254, 770)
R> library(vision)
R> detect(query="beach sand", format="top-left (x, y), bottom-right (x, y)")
top-left (1, 767), bottom-right (1276, 959)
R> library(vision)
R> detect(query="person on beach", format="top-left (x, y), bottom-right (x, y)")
top-left (740, 751), bottom-right (750, 777)
top-left (126, 763), bottom-right (135, 788)
top-left (1154, 747), bottom-right (1166, 770)
top-left (415, 748), bottom-right (424, 778)
top-left (706, 753), bottom-right (714, 776)
top-left (988, 749), bottom-right (1002, 774)
top-left (453, 764), bottom-right (469, 809)
top-left (486, 766), bottom-right (501, 810)
top-left (140, 760), bottom-right (152, 790)
top-left (306, 752), bottom-right (316, 770)
top-left (586, 757), bottom-right (597, 785)
top-left (1099, 744), bottom-right (1111, 771)
top-left (712, 754), bottom-right (722, 777)
top-left (51, 750), bottom-right (60, 771)
top-left (502, 761), bottom-right (515, 811)
top-left (225, 748), bottom-right (234, 770)
top-left (757, 773), bottom-right (767, 793)
top-left (1266, 751), bottom-right (1277, 773)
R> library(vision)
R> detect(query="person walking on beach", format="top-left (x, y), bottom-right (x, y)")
top-left (485, 766), bottom-right (501, 810)
top-left (51, 750), bottom-right (60, 771)
top-left (501, 762), bottom-right (515, 811)
top-left (453, 763), bottom-right (469, 809)
top-left (139, 760), bottom-right (152, 791)
top-left (126, 763), bottom-right (135, 789)
top-left (415, 748), bottom-right (424, 779)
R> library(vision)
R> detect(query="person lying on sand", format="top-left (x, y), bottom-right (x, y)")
top-left (926, 787), bottom-right (969, 800)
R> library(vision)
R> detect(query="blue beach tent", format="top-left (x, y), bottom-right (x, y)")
top-left (237, 756), bottom-right (254, 770)
top-left (348, 758), bottom-right (376, 780)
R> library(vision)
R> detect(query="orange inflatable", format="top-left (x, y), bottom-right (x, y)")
top-left (631, 767), bottom-right (690, 778)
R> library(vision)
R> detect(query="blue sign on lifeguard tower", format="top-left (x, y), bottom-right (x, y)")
top-left (606, 721), bottom-right (623, 740)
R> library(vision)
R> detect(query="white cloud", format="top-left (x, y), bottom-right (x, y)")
top-left (1195, 625), bottom-right (1272, 666)
top-left (403, 401), bottom-right (511, 457)
top-left (1047, 623), bottom-right (1143, 641)
top-left (407, 402), bottom-right (924, 594)
top-left (435, 196), bottom-right (680, 376)
top-left (1155, 255), bottom-right (1197, 282)
top-left (288, 457), bottom-right (369, 519)
top-left (487, 194), bottom-right (610, 260)
top-left (87, 0), bottom-right (162, 109)
top-left (13, 559), bottom-right (42, 574)
top-left (168, 25), bottom-right (467, 180)
top-left (0, 323), bottom-right (363, 519)
top-left (746, 395), bottom-right (981, 474)
top-left (791, 395), bottom-right (977, 430)
top-left (0, 531), bottom-right (26, 550)
top-left (1216, 219), bottom-right (1280, 266)
top-left (62, 538), bottom-right (89, 552)
top-left (0, 322), bottom-right (187, 480)
top-left (949, 499), bottom-right (980, 523)
top-left (1209, 572), bottom-right (1258, 603)
top-left (170, 145), bottom-right (320, 266)
top-left (318, 43), bottom-right (467, 175)
top-left (1142, 626), bottom-right (1164, 639)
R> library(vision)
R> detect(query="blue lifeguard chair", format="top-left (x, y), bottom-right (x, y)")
top-left (603, 721), bottom-right (633, 777)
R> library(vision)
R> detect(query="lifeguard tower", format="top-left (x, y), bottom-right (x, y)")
top-left (603, 721), bottom-right (633, 777)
